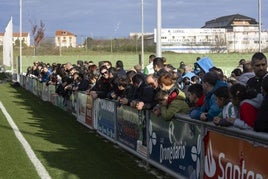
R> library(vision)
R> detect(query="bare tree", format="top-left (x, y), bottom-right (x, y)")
top-left (31, 20), bottom-right (45, 56)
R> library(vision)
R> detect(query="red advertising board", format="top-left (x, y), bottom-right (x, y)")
top-left (204, 131), bottom-right (268, 179)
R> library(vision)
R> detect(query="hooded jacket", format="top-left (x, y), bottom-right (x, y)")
top-left (238, 72), bottom-right (255, 86)
top-left (161, 89), bottom-right (189, 121)
top-left (234, 93), bottom-right (263, 129)
top-left (199, 80), bottom-right (228, 121)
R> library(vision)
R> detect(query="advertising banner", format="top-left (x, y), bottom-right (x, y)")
top-left (56, 95), bottom-right (65, 110)
top-left (23, 76), bottom-right (26, 88)
top-left (41, 83), bottom-right (49, 101)
top-left (117, 105), bottom-right (147, 156)
top-left (32, 79), bottom-right (38, 95)
top-left (85, 95), bottom-right (94, 129)
top-left (50, 94), bottom-right (58, 106)
top-left (76, 92), bottom-right (87, 124)
top-left (37, 81), bottom-right (42, 97)
top-left (30, 78), bottom-right (34, 92)
top-left (148, 113), bottom-right (202, 178)
top-left (19, 75), bottom-right (23, 86)
top-left (93, 98), bottom-right (100, 130)
top-left (25, 77), bottom-right (32, 92)
top-left (204, 131), bottom-right (268, 179)
top-left (68, 93), bottom-right (77, 115)
top-left (48, 85), bottom-right (55, 102)
top-left (30, 78), bottom-right (34, 93)
top-left (96, 99), bottom-right (116, 140)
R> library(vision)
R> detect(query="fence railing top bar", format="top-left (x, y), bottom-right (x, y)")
top-left (175, 113), bottom-right (268, 146)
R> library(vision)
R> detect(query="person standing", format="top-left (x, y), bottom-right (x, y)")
top-left (115, 60), bottom-right (126, 77)
top-left (153, 57), bottom-right (166, 78)
top-left (143, 54), bottom-right (156, 75)
top-left (199, 71), bottom-right (228, 121)
top-left (187, 83), bottom-right (205, 119)
top-left (213, 86), bottom-right (237, 126)
top-left (247, 52), bottom-right (267, 93)
top-left (227, 83), bottom-right (262, 129)
top-left (237, 61), bottom-right (255, 85)
top-left (146, 74), bottom-right (159, 90)
top-left (254, 75), bottom-right (268, 132)
top-left (154, 72), bottom-right (189, 121)
top-left (130, 73), bottom-right (156, 110)
top-left (89, 66), bottom-right (112, 99)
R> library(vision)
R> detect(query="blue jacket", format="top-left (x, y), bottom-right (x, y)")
top-left (40, 71), bottom-right (52, 83)
top-left (199, 80), bottom-right (228, 121)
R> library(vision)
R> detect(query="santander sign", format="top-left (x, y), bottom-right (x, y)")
top-left (204, 132), bottom-right (266, 179)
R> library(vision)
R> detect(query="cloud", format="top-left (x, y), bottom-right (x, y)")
top-left (0, 0), bottom-right (267, 40)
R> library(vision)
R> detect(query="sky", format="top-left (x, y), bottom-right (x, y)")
top-left (1, 0), bottom-right (268, 44)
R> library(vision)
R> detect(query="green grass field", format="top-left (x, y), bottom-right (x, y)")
top-left (0, 109), bottom-right (40, 178)
top-left (0, 81), bottom-right (168, 179)
top-left (12, 52), bottom-right (267, 77)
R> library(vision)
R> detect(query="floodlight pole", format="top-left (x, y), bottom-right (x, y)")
top-left (141, 0), bottom-right (144, 70)
top-left (258, 0), bottom-right (262, 52)
top-left (18, 0), bottom-right (23, 81)
top-left (156, 0), bottom-right (162, 57)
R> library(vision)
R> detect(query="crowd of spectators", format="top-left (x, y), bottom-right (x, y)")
top-left (25, 52), bottom-right (268, 133)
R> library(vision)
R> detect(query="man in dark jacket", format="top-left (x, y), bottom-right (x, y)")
top-left (247, 52), bottom-right (267, 94)
top-left (254, 75), bottom-right (268, 132)
top-left (130, 73), bottom-right (156, 110)
top-left (72, 72), bottom-right (89, 92)
top-left (89, 66), bottom-right (112, 99)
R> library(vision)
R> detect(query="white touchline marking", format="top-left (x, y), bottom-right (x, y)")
top-left (0, 101), bottom-right (51, 179)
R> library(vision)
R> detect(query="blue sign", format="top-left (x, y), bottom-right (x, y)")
top-left (117, 105), bottom-right (143, 149)
top-left (97, 99), bottom-right (117, 140)
top-left (148, 113), bottom-right (202, 178)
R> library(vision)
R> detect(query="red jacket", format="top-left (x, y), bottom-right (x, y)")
top-left (240, 102), bottom-right (258, 127)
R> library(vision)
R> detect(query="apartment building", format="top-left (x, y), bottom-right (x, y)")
top-left (55, 30), bottom-right (77, 48)
top-left (0, 32), bottom-right (30, 46)
top-left (157, 14), bottom-right (268, 53)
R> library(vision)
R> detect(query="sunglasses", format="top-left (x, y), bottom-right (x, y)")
top-left (101, 71), bottom-right (108, 75)
top-left (148, 82), bottom-right (154, 87)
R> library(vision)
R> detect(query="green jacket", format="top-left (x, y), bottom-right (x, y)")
top-left (161, 90), bottom-right (189, 121)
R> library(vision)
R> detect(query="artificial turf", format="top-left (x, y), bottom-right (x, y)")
top-left (0, 109), bottom-right (39, 179)
top-left (0, 81), bottom-right (164, 179)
